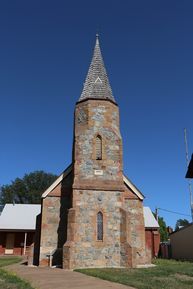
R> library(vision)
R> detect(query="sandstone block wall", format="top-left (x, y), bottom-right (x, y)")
top-left (63, 188), bottom-right (148, 269)
top-left (64, 189), bottom-right (123, 269)
top-left (39, 172), bottom-right (73, 266)
top-left (73, 100), bottom-right (124, 191)
top-left (124, 199), bottom-right (147, 265)
top-left (39, 197), bottom-right (61, 265)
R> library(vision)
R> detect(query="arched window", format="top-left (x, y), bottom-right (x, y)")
top-left (97, 212), bottom-right (103, 241)
top-left (96, 135), bottom-right (102, 160)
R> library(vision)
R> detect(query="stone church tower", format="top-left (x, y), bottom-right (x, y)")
top-left (34, 36), bottom-right (150, 269)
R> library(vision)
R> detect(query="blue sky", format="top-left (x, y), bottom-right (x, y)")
top-left (0, 0), bottom-right (193, 228)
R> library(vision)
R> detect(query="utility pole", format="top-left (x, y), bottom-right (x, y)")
top-left (184, 128), bottom-right (193, 221)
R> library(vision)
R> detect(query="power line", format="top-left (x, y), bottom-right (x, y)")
top-left (157, 207), bottom-right (191, 218)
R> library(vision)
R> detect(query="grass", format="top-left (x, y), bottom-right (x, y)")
top-left (0, 256), bottom-right (22, 268)
top-left (76, 259), bottom-right (193, 289)
top-left (0, 256), bottom-right (35, 289)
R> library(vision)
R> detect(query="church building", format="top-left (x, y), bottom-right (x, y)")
top-left (33, 36), bottom-right (156, 269)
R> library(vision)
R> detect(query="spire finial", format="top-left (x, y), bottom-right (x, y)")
top-left (96, 33), bottom-right (99, 44)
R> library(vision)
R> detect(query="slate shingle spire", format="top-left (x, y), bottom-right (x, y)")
top-left (78, 35), bottom-right (116, 103)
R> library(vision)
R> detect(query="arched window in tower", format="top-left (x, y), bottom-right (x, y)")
top-left (96, 135), bottom-right (102, 160)
top-left (97, 211), bottom-right (103, 241)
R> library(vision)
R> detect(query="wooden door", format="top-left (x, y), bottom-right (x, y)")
top-left (5, 233), bottom-right (15, 254)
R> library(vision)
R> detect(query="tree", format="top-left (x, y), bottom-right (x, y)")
top-left (157, 216), bottom-right (169, 242)
top-left (0, 171), bottom-right (57, 204)
top-left (175, 219), bottom-right (190, 231)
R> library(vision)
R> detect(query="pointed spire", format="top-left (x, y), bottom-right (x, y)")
top-left (78, 35), bottom-right (116, 103)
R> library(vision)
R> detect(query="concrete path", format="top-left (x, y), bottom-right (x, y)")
top-left (6, 263), bottom-right (135, 289)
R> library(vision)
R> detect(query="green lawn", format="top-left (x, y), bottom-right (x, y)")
top-left (0, 256), bottom-right (34, 289)
top-left (76, 259), bottom-right (193, 289)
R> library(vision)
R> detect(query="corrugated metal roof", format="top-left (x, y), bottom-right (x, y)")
top-left (143, 207), bottom-right (159, 228)
top-left (0, 204), bottom-right (41, 231)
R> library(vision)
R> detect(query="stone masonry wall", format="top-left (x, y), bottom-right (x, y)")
top-left (39, 196), bottom-right (61, 265)
top-left (39, 172), bottom-right (73, 266)
top-left (63, 188), bottom-right (148, 269)
top-left (124, 198), bottom-right (147, 266)
top-left (64, 189), bottom-right (123, 269)
top-left (73, 100), bottom-right (124, 191)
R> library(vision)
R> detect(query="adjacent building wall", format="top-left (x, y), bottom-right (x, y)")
top-left (0, 231), bottom-right (34, 256)
top-left (145, 229), bottom-right (160, 259)
top-left (170, 224), bottom-right (193, 260)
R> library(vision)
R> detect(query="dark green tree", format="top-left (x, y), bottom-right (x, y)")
top-left (0, 171), bottom-right (57, 204)
top-left (158, 216), bottom-right (169, 242)
top-left (175, 218), bottom-right (190, 231)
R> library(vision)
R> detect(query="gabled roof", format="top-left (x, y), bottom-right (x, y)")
top-left (123, 175), bottom-right (144, 200)
top-left (143, 207), bottom-right (159, 228)
top-left (42, 164), bottom-right (72, 198)
top-left (0, 204), bottom-right (41, 231)
top-left (78, 35), bottom-right (116, 103)
top-left (42, 164), bottom-right (144, 201)
top-left (170, 222), bottom-right (193, 235)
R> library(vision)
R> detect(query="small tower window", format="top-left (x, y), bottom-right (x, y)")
top-left (97, 211), bottom-right (103, 241)
top-left (96, 135), bottom-right (102, 160)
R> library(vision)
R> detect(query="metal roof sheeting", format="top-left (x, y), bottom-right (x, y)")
top-left (0, 204), bottom-right (41, 231)
top-left (143, 207), bottom-right (159, 228)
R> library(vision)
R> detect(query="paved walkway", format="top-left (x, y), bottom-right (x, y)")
top-left (6, 263), bottom-right (135, 289)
